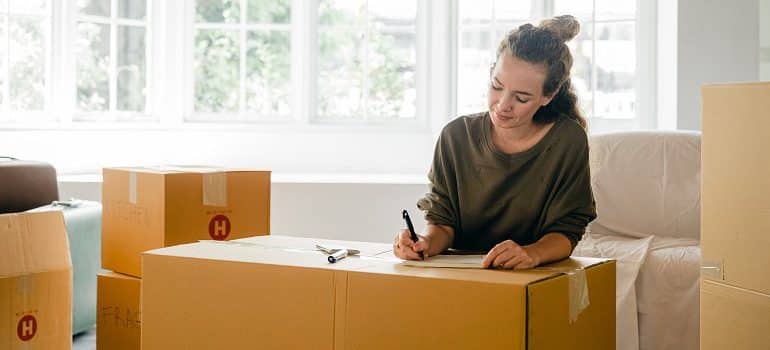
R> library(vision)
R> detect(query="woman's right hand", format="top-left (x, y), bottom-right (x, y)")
top-left (393, 229), bottom-right (430, 260)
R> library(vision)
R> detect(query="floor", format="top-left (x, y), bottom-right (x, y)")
top-left (73, 327), bottom-right (96, 350)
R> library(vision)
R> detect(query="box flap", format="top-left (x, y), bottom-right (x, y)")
top-left (98, 270), bottom-right (140, 281)
top-left (105, 166), bottom-right (270, 175)
top-left (143, 235), bottom-right (610, 286)
top-left (0, 211), bottom-right (71, 277)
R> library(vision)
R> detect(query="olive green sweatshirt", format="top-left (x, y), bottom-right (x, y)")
top-left (419, 112), bottom-right (596, 252)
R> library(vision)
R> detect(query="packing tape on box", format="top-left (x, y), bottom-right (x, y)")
top-left (567, 268), bottom-right (590, 323)
top-left (202, 172), bottom-right (228, 207)
top-left (129, 166), bottom-right (229, 207)
top-left (536, 266), bottom-right (590, 323)
top-left (128, 172), bottom-right (137, 204)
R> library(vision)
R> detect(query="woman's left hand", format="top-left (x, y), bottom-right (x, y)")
top-left (481, 240), bottom-right (541, 270)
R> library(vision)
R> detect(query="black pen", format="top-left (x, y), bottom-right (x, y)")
top-left (402, 209), bottom-right (424, 260)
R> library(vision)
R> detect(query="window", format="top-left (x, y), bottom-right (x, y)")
top-left (457, 0), bottom-right (640, 132)
top-left (317, 0), bottom-right (417, 121)
top-left (556, 0), bottom-right (636, 121)
top-left (75, 0), bottom-right (150, 120)
top-left (0, 0), bottom-right (50, 120)
top-left (0, 1), bottom-right (655, 175)
top-left (188, 0), bottom-right (419, 123)
top-left (457, 0), bottom-right (533, 116)
top-left (191, 0), bottom-right (291, 121)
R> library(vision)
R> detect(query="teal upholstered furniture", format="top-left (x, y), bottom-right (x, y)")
top-left (33, 200), bottom-right (102, 334)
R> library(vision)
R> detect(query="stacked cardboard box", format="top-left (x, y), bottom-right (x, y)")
top-left (97, 167), bottom-right (270, 349)
top-left (701, 82), bottom-right (770, 349)
top-left (1, 211), bottom-right (72, 349)
top-left (141, 235), bottom-right (616, 350)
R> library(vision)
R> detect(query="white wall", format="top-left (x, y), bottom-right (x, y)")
top-left (657, 0), bottom-right (678, 130)
top-left (59, 176), bottom-right (429, 244)
top-left (0, 128), bottom-right (436, 175)
top-left (675, 0), bottom-right (760, 130)
top-left (761, 0), bottom-right (770, 80)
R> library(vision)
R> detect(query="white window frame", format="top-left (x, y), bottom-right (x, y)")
top-left (72, 0), bottom-right (153, 122)
top-left (452, 0), bottom-right (658, 132)
top-left (181, 0), bottom-right (431, 131)
top-left (0, 0), bottom-right (657, 176)
top-left (184, 0), bottom-right (292, 122)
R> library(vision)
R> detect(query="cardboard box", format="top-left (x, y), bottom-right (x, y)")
top-left (701, 279), bottom-right (770, 350)
top-left (141, 236), bottom-right (615, 350)
top-left (0, 211), bottom-right (72, 349)
top-left (97, 271), bottom-right (141, 350)
top-left (102, 167), bottom-right (271, 277)
top-left (701, 82), bottom-right (770, 294)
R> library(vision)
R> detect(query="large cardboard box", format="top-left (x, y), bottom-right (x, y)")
top-left (0, 211), bottom-right (72, 349)
top-left (97, 271), bottom-right (141, 350)
top-left (701, 82), bottom-right (770, 294)
top-left (141, 235), bottom-right (615, 350)
top-left (701, 279), bottom-right (770, 350)
top-left (102, 167), bottom-right (271, 277)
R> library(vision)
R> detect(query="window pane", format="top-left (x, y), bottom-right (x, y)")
top-left (117, 25), bottom-right (146, 112)
top-left (369, 0), bottom-right (416, 26)
top-left (459, 0), bottom-right (493, 26)
top-left (9, 17), bottom-right (46, 110)
top-left (457, 30), bottom-right (493, 116)
top-left (76, 22), bottom-right (110, 112)
top-left (77, 0), bottom-right (110, 17)
top-left (318, 30), bottom-right (363, 119)
top-left (495, 0), bottom-right (530, 21)
top-left (247, 0), bottom-right (290, 23)
top-left (594, 22), bottom-right (635, 119)
top-left (196, 0), bottom-right (240, 24)
top-left (10, 0), bottom-right (46, 14)
top-left (245, 30), bottom-right (290, 116)
top-left (554, 0), bottom-right (592, 21)
top-left (567, 22), bottom-right (594, 118)
top-left (194, 29), bottom-right (239, 113)
top-left (118, 0), bottom-right (146, 20)
top-left (368, 31), bottom-right (415, 119)
top-left (319, 0), bottom-right (365, 26)
top-left (595, 0), bottom-right (635, 20)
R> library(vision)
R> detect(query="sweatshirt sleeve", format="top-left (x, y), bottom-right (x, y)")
top-left (418, 133), bottom-right (458, 230)
top-left (542, 134), bottom-right (597, 251)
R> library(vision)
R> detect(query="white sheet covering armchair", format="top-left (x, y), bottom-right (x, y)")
top-left (574, 131), bottom-right (701, 350)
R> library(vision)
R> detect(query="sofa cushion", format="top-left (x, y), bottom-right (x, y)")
top-left (0, 157), bottom-right (59, 214)
top-left (588, 131), bottom-right (701, 239)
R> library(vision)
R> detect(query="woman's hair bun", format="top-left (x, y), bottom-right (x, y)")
top-left (539, 15), bottom-right (580, 42)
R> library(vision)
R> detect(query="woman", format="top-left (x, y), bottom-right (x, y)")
top-left (393, 15), bottom-right (596, 270)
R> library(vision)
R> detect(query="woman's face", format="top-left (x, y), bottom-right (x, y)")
top-left (487, 54), bottom-right (554, 130)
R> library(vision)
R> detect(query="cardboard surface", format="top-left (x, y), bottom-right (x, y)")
top-left (701, 280), bottom-right (770, 350)
top-left (97, 271), bottom-right (141, 350)
top-left (142, 235), bottom-right (615, 350)
top-left (702, 82), bottom-right (770, 295)
top-left (0, 211), bottom-right (72, 349)
top-left (102, 167), bottom-right (271, 277)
